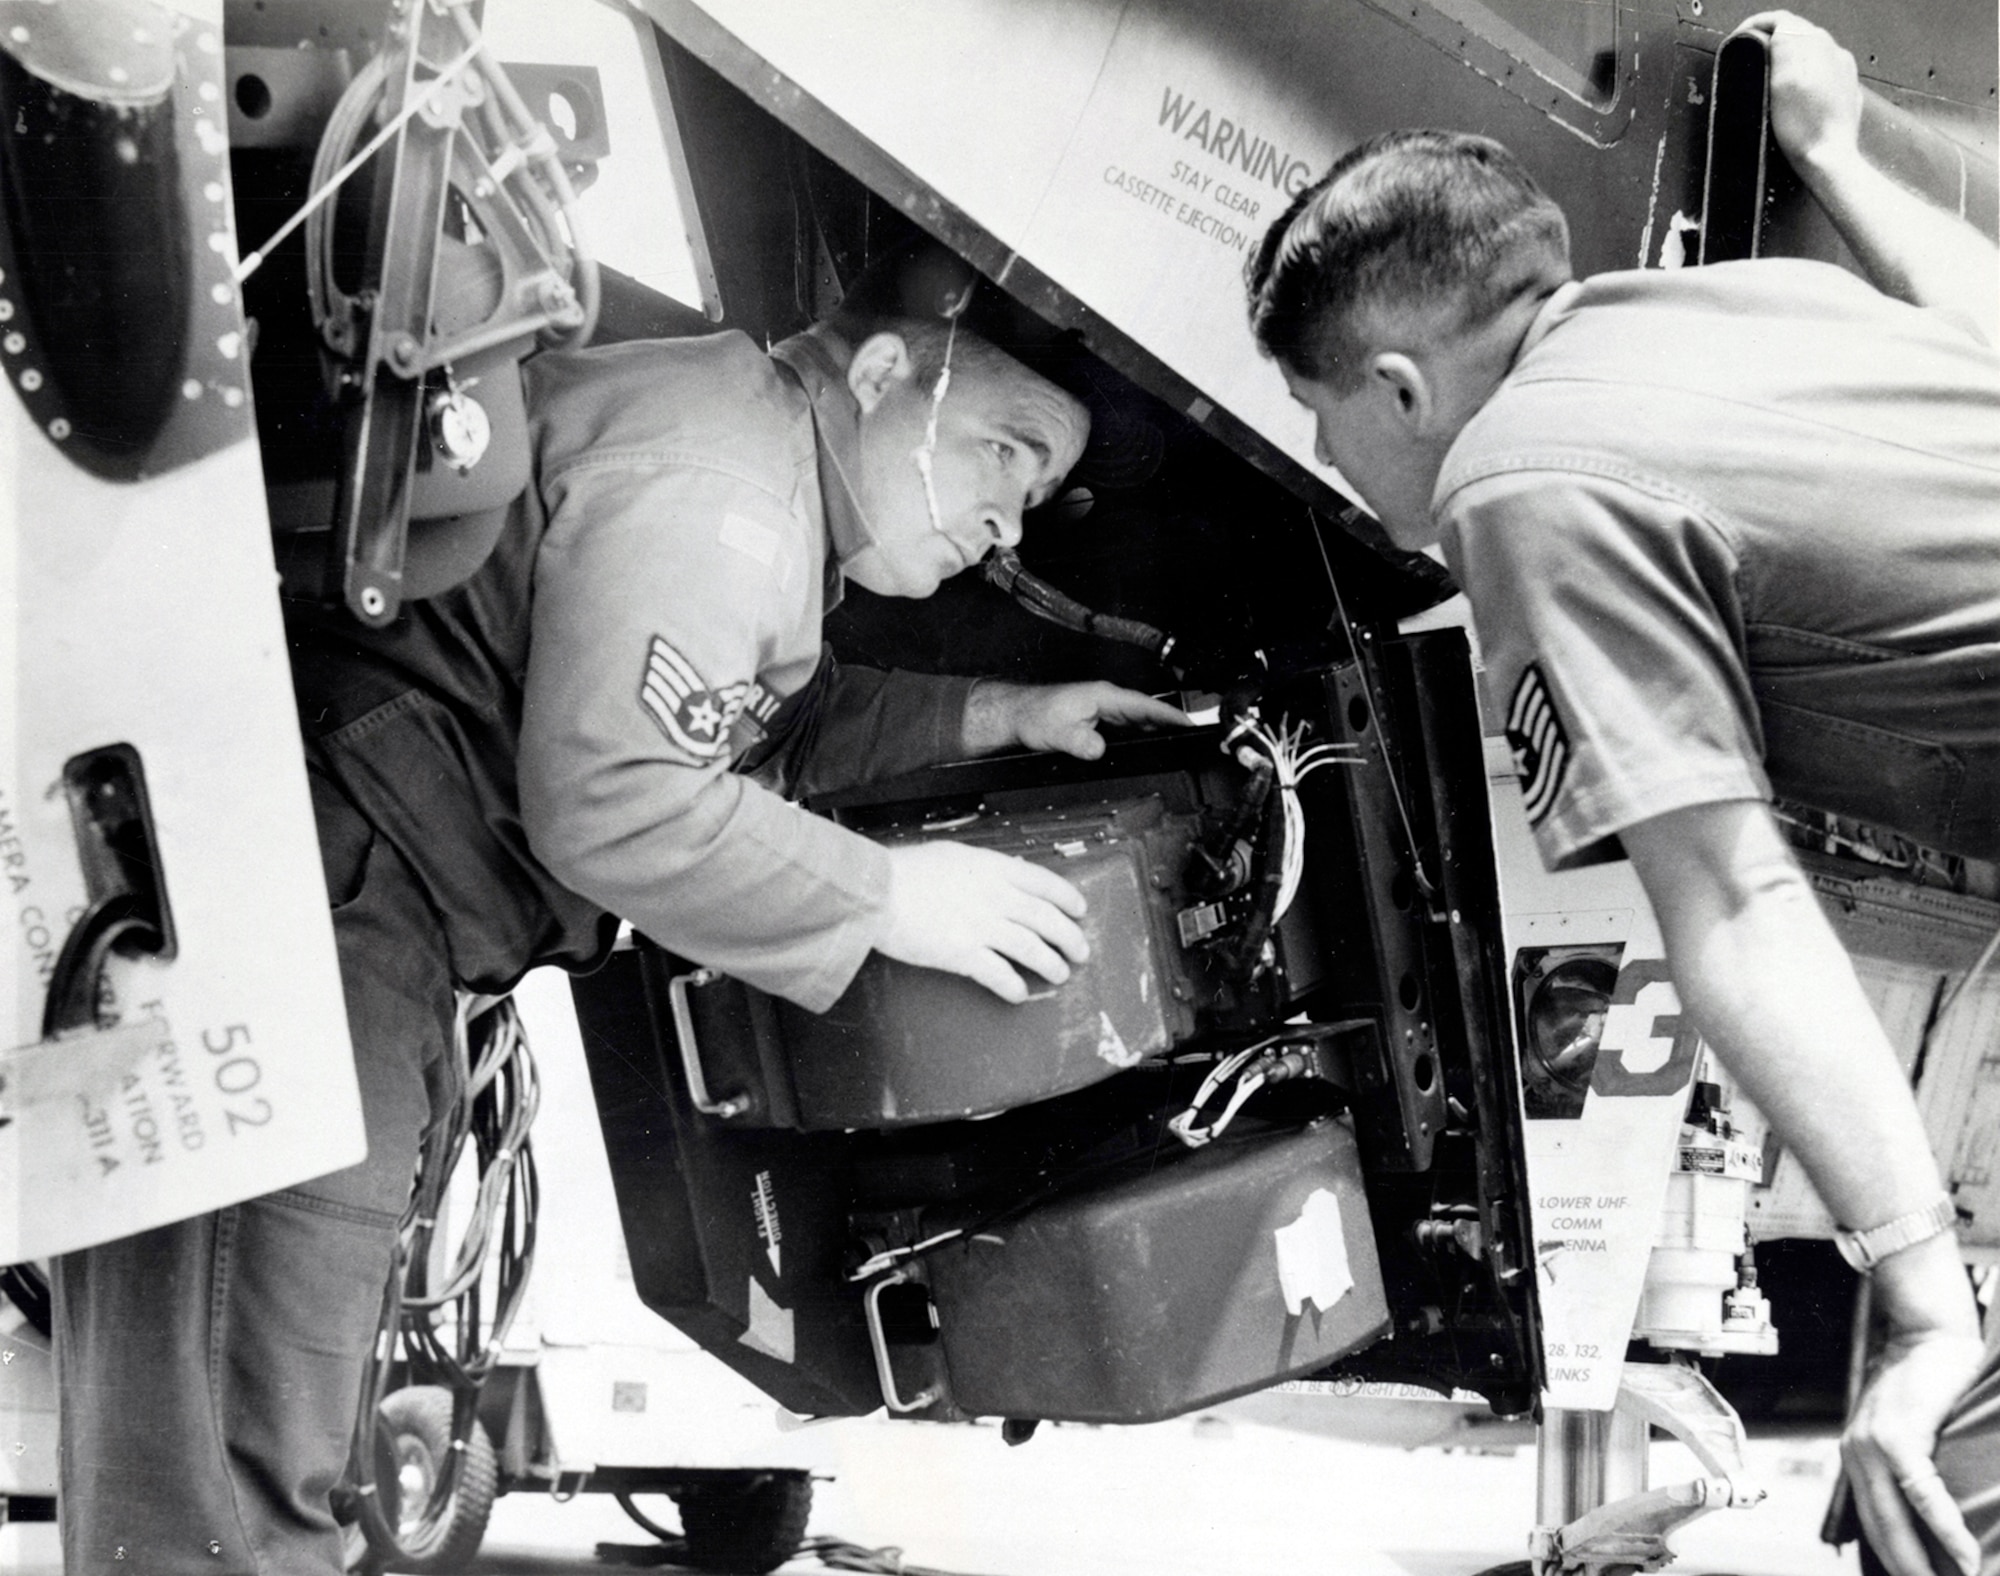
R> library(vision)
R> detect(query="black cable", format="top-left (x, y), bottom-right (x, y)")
top-left (0, 1264), bottom-right (52, 1337)
top-left (983, 550), bottom-right (1177, 664)
top-left (39, 894), bottom-right (158, 1037)
top-left (1221, 774), bottom-right (1287, 987)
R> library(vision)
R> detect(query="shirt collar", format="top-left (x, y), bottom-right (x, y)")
top-left (769, 329), bottom-right (873, 572)
top-left (1430, 281), bottom-right (1585, 527)
top-left (1512, 280), bottom-right (1584, 367)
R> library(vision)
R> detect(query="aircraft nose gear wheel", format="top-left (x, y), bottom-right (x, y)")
top-left (607, 1474), bottom-right (814, 1575)
top-left (673, 1474), bottom-right (814, 1574)
top-left (344, 1384), bottom-right (499, 1574)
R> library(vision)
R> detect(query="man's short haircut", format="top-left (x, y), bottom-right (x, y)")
top-left (827, 244), bottom-right (1033, 387)
top-left (1246, 128), bottom-right (1571, 389)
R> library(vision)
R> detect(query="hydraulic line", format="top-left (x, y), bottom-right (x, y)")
top-left (984, 550), bottom-right (1177, 664)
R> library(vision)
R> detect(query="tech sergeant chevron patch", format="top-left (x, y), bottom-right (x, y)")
top-left (1506, 662), bottom-right (1571, 828)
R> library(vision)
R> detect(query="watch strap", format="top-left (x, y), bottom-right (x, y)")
top-left (1835, 1194), bottom-right (1958, 1273)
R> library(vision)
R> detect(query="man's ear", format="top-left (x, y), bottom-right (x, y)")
top-left (1368, 351), bottom-right (1436, 433)
top-left (848, 332), bottom-right (917, 414)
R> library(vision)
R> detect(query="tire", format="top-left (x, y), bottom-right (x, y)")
top-left (673, 1472), bottom-right (813, 1574)
top-left (361, 1385), bottom-right (499, 1573)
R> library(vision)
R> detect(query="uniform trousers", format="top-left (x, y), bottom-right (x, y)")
top-left (51, 766), bottom-right (457, 1576)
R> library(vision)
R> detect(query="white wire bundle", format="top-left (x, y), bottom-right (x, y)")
top-left (1227, 713), bottom-right (1362, 921)
top-left (1167, 1038), bottom-right (1276, 1148)
top-left (403, 993), bottom-right (540, 1311)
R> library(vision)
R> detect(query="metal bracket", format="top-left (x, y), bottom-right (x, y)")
top-left (1528, 1360), bottom-right (1768, 1568)
top-left (1614, 1359), bottom-right (1761, 1489)
top-left (547, 1466), bottom-right (592, 1502)
top-left (1534, 1477), bottom-right (1751, 1574)
top-left (1533, 1361), bottom-right (1765, 1575)
top-left (666, 968), bottom-right (749, 1119)
top-left (861, 1271), bottom-right (939, 1414)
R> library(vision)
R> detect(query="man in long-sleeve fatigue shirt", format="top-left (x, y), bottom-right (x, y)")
top-left (51, 265), bottom-right (1184, 1576)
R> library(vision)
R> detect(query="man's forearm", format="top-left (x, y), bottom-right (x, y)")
top-left (1623, 803), bottom-right (1978, 1337)
top-left (1794, 139), bottom-right (1998, 346)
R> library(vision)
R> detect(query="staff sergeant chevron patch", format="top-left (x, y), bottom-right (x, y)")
top-left (640, 635), bottom-right (747, 761)
top-left (1506, 663), bottom-right (1570, 827)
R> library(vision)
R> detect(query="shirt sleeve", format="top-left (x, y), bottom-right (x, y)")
top-left (518, 455), bottom-right (890, 1012)
top-left (739, 653), bottom-right (978, 801)
top-left (1439, 467), bottom-right (1771, 869)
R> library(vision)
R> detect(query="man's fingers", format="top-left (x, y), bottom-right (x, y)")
top-left (990, 923), bottom-right (1074, 987)
top-left (961, 950), bottom-right (1029, 1005)
top-left (1022, 898), bottom-right (1089, 963)
top-left (1736, 9), bottom-right (1806, 37)
top-left (1840, 1332), bottom-right (1987, 1576)
top-left (1851, 1449), bottom-right (1935, 1576)
top-left (1847, 1441), bottom-right (1980, 1576)
top-left (995, 854), bottom-right (1089, 920)
top-left (1100, 692), bottom-right (1196, 729)
top-left (1736, 10), bottom-right (1830, 43)
top-left (1902, 1467), bottom-right (1980, 1576)
top-left (1052, 725), bottom-right (1108, 761)
top-left (878, 843), bottom-right (1093, 1000)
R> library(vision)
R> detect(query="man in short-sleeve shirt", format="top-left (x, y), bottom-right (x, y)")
top-left (1245, 14), bottom-right (1997, 1576)
top-left (1439, 258), bottom-right (2000, 869)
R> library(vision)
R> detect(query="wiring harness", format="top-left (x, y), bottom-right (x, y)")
top-left (1223, 709), bottom-right (1362, 925)
top-left (346, 992), bottom-right (540, 1563)
top-left (1166, 1031), bottom-right (1353, 1149)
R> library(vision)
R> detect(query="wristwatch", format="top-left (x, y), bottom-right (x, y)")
top-left (1834, 1194), bottom-right (1958, 1273)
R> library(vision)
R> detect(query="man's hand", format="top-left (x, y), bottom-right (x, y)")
top-left (1733, 10), bottom-right (1996, 344)
top-left (1740, 11), bottom-right (1862, 176)
top-left (877, 842), bottom-right (1089, 1003)
top-left (1844, 1315), bottom-right (1986, 1576)
top-left (963, 679), bottom-right (1192, 761)
top-left (1622, 801), bottom-right (1985, 1576)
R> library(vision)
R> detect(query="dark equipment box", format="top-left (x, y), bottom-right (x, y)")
top-left (925, 1117), bottom-right (1390, 1423)
top-left (676, 794), bottom-right (1213, 1130)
